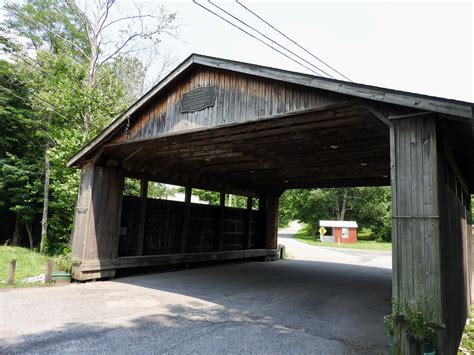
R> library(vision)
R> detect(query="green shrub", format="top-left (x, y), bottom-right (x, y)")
top-left (357, 228), bottom-right (374, 241)
top-left (405, 308), bottom-right (435, 342)
top-left (383, 314), bottom-right (394, 336)
top-left (53, 253), bottom-right (79, 273)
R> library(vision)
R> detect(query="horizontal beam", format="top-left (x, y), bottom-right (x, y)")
top-left (102, 101), bottom-right (365, 152)
top-left (123, 170), bottom-right (261, 197)
top-left (78, 249), bottom-right (278, 272)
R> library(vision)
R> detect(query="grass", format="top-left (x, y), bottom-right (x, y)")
top-left (293, 226), bottom-right (392, 251)
top-left (459, 308), bottom-right (474, 353)
top-left (0, 246), bottom-right (50, 287)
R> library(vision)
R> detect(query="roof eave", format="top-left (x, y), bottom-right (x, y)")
top-left (193, 55), bottom-right (473, 119)
top-left (67, 53), bottom-right (473, 168)
top-left (66, 54), bottom-right (197, 168)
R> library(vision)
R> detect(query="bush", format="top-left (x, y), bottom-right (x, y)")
top-left (357, 228), bottom-right (374, 241)
top-left (53, 253), bottom-right (79, 273)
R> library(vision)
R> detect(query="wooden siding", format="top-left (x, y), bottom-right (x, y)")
top-left (438, 153), bottom-right (472, 354)
top-left (110, 66), bottom-right (351, 145)
top-left (118, 196), bottom-right (261, 257)
top-left (78, 249), bottom-right (278, 273)
top-left (71, 163), bottom-right (123, 279)
top-left (67, 54), bottom-right (473, 170)
top-left (391, 115), bottom-right (473, 353)
top-left (390, 115), bottom-right (443, 352)
top-left (333, 227), bottom-right (358, 243)
top-left (102, 102), bottom-right (391, 194)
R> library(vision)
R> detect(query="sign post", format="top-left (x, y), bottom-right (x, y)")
top-left (318, 226), bottom-right (327, 241)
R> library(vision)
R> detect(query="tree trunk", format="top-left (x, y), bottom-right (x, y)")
top-left (82, 0), bottom-right (103, 136)
top-left (25, 221), bottom-right (34, 249)
top-left (40, 151), bottom-right (51, 253)
top-left (340, 189), bottom-right (348, 220)
top-left (11, 211), bottom-right (21, 246)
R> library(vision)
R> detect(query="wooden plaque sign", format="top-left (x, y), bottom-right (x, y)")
top-left (180, 86), bottom-right (216, 113)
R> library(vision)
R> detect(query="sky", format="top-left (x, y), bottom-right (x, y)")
top-left (151, 0), bottom-right (473, 102)
top-left (0, 1), bottom-right (472, 102)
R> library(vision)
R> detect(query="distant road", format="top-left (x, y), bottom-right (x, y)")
top-left (278, 221), bottom-right (392, 269)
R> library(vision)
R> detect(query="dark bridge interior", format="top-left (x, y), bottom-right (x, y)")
top-left (100, 101), bottom-right (391, 195)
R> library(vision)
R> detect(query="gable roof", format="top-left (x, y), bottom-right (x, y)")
top-left (320, 220), bottom-right (358, 228)
top-left (67, 53), bottom-right (473, 168)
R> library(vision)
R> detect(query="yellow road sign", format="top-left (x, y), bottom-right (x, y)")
top-left (319, 227), bottom-right (327, 235)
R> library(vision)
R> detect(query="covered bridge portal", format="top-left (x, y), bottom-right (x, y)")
top-left (68, 54), bottom-right (473, 353)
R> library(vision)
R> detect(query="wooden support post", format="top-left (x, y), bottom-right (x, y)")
top-left (390, 115), bottom-right (445, 353)
top-left (7, 260), bottom-right (16, 286)
top-left (45, 259), bottom-right (53, 283)
top-left (70, 162), bottom-right (124, 281)
top-left (217, 192), bottom-right (225, 251)
top-left (264, 195), bottom-right (279, 249)
top-left (180, 187), bottom-right (192, 253)
top-left (245, 197), bottom-right (252, 250)
top-left (136, 179), bottom-right (148, 256)
top-left (258, 195), bottom-right (267, 249)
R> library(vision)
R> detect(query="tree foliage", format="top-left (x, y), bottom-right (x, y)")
top-left (0, 0), bottom-right (178, 253)
top-left (280, 187), bottom-right (391, 241)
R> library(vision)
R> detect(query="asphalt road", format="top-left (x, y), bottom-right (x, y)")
top-left (278, 221), bottom-right (392, 270)
top-left (1, 226), bottom-right (392, 354)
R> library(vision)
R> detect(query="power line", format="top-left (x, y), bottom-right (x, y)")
top-left (208, 1), bottom-right (336, 79)
top-left (0, 84), bottom-right (59, 145)
top-left (7, 50), bottom-right (117, 118)
top-left (0, 80), bottom-right (113, 145)
top-left (1, 56), bottom-right (113, 132)
top-left (0, 83), bottom-right (72, 124)
top-left (236, 0), bottom-right (353, 82)
top-left (192, 0), bottom-right (324, 77)
top-left (2, 7), bottom-right (129, 121)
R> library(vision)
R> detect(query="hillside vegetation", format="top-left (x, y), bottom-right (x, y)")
top-left (0, 246), bottom-right (49, 286)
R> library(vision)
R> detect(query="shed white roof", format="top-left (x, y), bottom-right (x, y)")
top-left (319, 220), bottom-right (358, 228)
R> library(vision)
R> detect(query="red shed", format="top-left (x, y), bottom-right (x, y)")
top-left (319, 220), bottom-right (358, 243)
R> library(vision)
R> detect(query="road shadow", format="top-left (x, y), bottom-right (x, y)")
top-left (1, 300), bottom-right (364, 354)
top-left (115, 259), bottom-right (392, 353)
top-left (2, 260), bottom-right (391, 354)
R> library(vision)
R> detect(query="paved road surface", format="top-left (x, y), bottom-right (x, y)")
top-left (1, 225), bottom-right (392, 354)
top-left (279, 221), bottom-right (392, 269)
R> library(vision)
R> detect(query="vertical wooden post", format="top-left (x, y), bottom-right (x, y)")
top-left (44, 259), bottom-right (53, 283)
top-left (391, 115), bottom-right (444, 353)
top-left (7, 260), bottom-right (16, 286)
top-left (180, 187), bottom-right (192, 253)
top-left (245, 197), bottom-right (252, 250)
top-left (264, 195), bottom-right (279, 249)
top-left (258, 195), bottom-right (267, 249)
top-left (217, 192), bottom-right (225, 251)
top-left (136, 179), bottom-right (148, 256)
top-left (70, 162), bottom-right (123, 281)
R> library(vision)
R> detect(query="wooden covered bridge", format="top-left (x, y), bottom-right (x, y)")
top-left (68, 54), bottom-right (473, 353)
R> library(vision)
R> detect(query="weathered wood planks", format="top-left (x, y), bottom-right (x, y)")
top-left (98, 103), bottom-right (391, 194)
top-left (391, 115), bottom-right (442, 353)
top-left (438, 152), bottom-right (472, 354)
top-left (117, 194), bottom-right (261, 257)
top-left (391, 114), bottom-right (473, 354)
top-left (70, 163), bottom-right (123, 279)
top-left (135, 179), bottom-right (148, 256)
top-left (78, 249), bottom-right (278, 274)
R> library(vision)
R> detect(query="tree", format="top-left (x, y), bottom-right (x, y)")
top-left (1, 0), bottom-right (178, 253)
top-left (280, 187), bottom-right (391, 241)
top-left (0, 60), bottom-right (44, 248)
